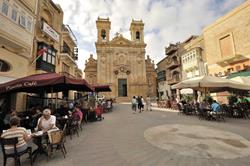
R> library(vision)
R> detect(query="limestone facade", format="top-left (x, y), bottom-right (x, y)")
top-left (0, 0), bottom-right (37, 111)
top-left (84, 18), bottom-right (157, 101)
top-left (0, 0), bottom-right (82, 111)
top-left (203, 0), bottom-right (250, 77)
top-left (84, 54), bottom-right (97, 85)
top-left (31, 0), bottom-right (63, 75)
top-left (156, 57), bottom-right (171, 100)
top-left (181, 35), bottom-right (207, 80)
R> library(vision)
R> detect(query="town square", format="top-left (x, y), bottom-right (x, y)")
top-left (0, 0), bottom-right (250, 165)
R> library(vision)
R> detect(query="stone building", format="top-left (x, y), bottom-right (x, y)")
top-left (145, 55), bottom-right (157, 98)
top-left (181, 35), bottom-right (207, 80)
top-left (156, 57), bottom-right (171, 100)
top-left (203, 0), bottom-right (250, 78)
top-left (32, 0), bottom-right (63, 74)
top-left (165, 42), bottom-right (183, 98)
top-left (84, 18), bottom-right (157, 101)
top-left (84, 54), bottom-right (97, 85)
top-left (0, 0), bottom-right (37, 111)
top-left (0, 0), bottom-right (83, 111)
top-left (32, 0), bottom-right (82, 101)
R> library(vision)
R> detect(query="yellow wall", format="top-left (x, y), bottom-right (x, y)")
top-left (203, 0), bottom-right (250, 75)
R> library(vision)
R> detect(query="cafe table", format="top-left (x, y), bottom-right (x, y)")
top-left (32, 131), bottom-right (49, 162)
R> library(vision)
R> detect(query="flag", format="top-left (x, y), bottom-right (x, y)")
top-left (37, 47), bottom-right (48, 58)
top-left (31, 47), bottom-right (48, 65)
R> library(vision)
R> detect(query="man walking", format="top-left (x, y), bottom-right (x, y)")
top-left (131, 96), bottom-right (137, 113)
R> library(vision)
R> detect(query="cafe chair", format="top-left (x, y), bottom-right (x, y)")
top-left (0, 137), bottom-right (33, 166)
top-left (47, 129), bottom-right (67, 158)
top-left (67, 117), bottom-right (80, 139)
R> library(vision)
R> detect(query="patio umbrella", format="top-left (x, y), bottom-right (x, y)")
top-left (171, 75), bottom-right (250, 92)
top-left (230, 76), bottom-right (250, 85)
top-left (0, 72), bottom-right (93, 95)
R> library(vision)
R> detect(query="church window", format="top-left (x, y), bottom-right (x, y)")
top-left (136, 31), bottom-right (140, 40)
top-left (101, 29), bottom-right (106, 40)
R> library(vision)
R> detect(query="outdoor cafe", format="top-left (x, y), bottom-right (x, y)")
top-left (168, 75), bottom-right (250, 121)
top-left (0, 72), bottom-right (112, 165)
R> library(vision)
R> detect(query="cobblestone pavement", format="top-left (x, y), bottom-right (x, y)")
top-left (1, 104), bottom-right (250, 166)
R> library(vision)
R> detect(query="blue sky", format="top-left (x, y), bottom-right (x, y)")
top-left (53, 0), bottom-right (245, 70)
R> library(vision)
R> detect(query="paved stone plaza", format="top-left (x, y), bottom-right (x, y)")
top-left (1, 104), bottom-right (250, 166)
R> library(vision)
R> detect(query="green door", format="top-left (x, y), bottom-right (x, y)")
top-left (118, 79), bottom-right (127, 97)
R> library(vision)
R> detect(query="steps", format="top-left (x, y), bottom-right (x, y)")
top-left (115, 97), bottom-right (130, 103)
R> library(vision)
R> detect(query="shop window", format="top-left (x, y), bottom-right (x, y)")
top-left (0, 59), bottom-right (11, 72)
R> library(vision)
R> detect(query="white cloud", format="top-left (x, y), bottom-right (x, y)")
top-left (53, 0), bottom-right (245, 70)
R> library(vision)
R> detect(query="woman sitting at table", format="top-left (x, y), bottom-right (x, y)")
top-left (1, 116), bottom-right (32, 154)
top-left (37, 109), bottom-right (57, 133)
top-left (72, 107), bottom-right (83, 122)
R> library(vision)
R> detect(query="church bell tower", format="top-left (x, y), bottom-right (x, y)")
top-left (129, 19), bottom-right (144, 43)
top-left (96, 17), bottom-right (111, 43)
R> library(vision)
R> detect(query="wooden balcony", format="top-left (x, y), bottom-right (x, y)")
top-left (166, 60), bottom-right (180, 69)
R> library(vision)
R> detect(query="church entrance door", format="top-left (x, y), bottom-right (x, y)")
top-left (118, 79), bottom-right (127, 97)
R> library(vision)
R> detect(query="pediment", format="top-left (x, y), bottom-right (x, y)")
top-left (110, 35), bottom-right (133, 46)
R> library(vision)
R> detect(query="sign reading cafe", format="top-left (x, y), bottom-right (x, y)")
top-left (6, 81), bottom-right (37, 91)
top-left (42, 21), bottom-right (60, 42)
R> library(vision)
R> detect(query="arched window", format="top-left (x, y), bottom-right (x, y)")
top-left (136, 31), bottom-right (140, 40)
top-left (172, 56), bottom-right (177, 63)
top-left (0, 59), bottom-right (11, 72)
top-left (172, 71), bottom-right (180, 81)
top-left (101, 29), bottom-right (106, 40)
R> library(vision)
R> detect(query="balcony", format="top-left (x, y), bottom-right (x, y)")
top-left (167, 77), bottom-right (181, 85)
top-left (166, 60), bottom-right (180, 69)
top-left (36, 60), bottom-right (55, 72)
top-left (61, 46), bottom-right (78, 61)
top-left (165, 44), bottom-right (178, 55)
top-left (62, 25), bottom-right (77, 45)
top-left (167, 71), bottom-right (181, 85)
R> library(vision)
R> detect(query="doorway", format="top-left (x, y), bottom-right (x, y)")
top-left (118, 79), bottom-right (127, 97)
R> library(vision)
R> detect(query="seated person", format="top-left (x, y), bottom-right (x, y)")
top-left (72, 107), bottom-right (83, 122)
top-left (210, 100), bottom-right (221, 114)
top-left (199, 99), bottom-right (208, 112)
top-left (1, 116), bottom-right (32, 154)
top-left (37, 109), bottom-right (57, 133)
top-left (29, 108), bottom-right (42, 128)
top-left (95, 104), bottom-right (104, 120)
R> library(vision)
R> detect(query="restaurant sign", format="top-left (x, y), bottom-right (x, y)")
top-left (6, 81), bottom-right (37, 91)
top-left (42, 21), bottom-right (60, 42)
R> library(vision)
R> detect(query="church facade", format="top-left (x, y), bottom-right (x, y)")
top-left (84, 18), bottom-right (156, 101)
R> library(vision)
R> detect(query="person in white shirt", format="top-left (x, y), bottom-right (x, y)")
top-left (37, 109), bottom-right (56, 133)
top-left (131, 96), bottom-right (137, 113)
top-left (146, 96), bottom-right (152, 111)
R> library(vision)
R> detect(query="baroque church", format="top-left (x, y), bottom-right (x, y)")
top-left (84, 17), bottom-right (157, 101)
